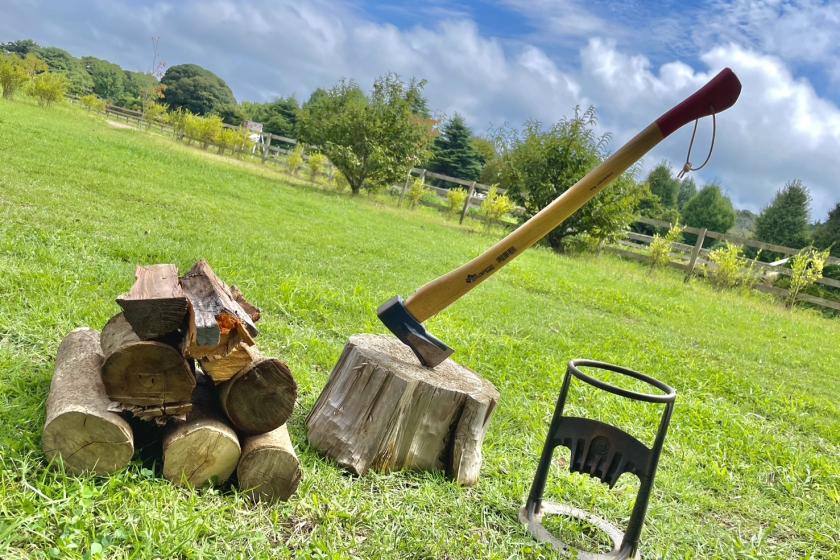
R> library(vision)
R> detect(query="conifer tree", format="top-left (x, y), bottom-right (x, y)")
top-left (427, 114), bottom-right (482, 182)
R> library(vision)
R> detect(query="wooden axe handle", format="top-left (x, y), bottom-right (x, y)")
top-left (405, 68), bottom-right (741, 322)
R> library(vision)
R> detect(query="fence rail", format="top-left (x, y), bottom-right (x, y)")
top-left (615, 218), bottom-right (840, 312)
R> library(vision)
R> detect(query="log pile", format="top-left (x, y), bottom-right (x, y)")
top-left (42, 261), bottom-right (301, 501)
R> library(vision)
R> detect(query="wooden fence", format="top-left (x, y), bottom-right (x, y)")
top-left (612, 216), bottom-right (840, 312)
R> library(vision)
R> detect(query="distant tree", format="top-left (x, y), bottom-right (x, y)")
top-left (298, 74), bottom-right (433, 194)
top-left (121, 71), bottom-right (158, 109)
top-left (681, 185), bottom-right (736, 234)
top-left (36, 47), bottom-right (93, 95)
top-left (677, 176), bottom-right (697, 210)
top-left (472, 135), bottom-right (502, 185)
top-left (0, 39), bottom-right (40, 56)
top-left (754, 180), bottom-right (812, 249)
top-left (427, 115), bottom-right (482, 182)
top-left (813, 202), bottom-right (840, 257)
top-left (407, 78), bottom-right (431, 118)
top-left (82, 57), bottom-right (125, 101)
top-left (730, 209), bottom-right (758, 238)
top-left (29, 72), bottom-right (67, 107)
top-left (646, 162), bottom-right (681, 209)
top-left (241, 97), bottom-right (299, 136)
top-left (161, 64), bottom-right (236, 117)
top-left (497, 107), bottom-right (646, 251)
top-left (0, 54), bottom-right (30, 99)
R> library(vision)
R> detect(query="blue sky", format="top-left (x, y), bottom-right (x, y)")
top-left (2, 0), bottom-right (839, 219)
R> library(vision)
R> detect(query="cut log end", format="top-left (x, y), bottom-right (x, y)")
top-left (237, 424), bottom-right (301, 502)
top-left (116, 264), bottom-right (188, 339)
top-left (306, 334), bottom-right (499, 486)
top-left (219, 357), bottom-right (297, 435)
top-left (163, 422), bottom-right (241, 487)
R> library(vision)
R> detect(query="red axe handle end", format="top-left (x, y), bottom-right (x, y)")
top-left (655, 67), bottom-right (742, 138)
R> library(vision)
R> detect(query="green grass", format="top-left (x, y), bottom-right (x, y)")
top-left (0, 98), bottom-right (838, 559)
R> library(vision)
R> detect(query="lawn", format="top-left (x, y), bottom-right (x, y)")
top-left (0, 98), bottom-right (838, 559)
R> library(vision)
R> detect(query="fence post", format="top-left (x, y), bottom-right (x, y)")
top-left (460, 181), bottom-right (477, 225)
top-left (399, 169), bottom-right (418, 207)
top-left (261, 133), bottom-right (271, 163)
top-left (684, 228), bottom-right (707, 282)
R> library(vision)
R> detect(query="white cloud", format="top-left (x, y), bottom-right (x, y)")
top-left (1, 0), bottom-right (838, 219)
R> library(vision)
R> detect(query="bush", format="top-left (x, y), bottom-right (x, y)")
top-left (407, 177), bottom-right (426, 209)
top-left (706, 242), bottom-right (762, 290)
top-left (331, 171), bottom-right (351, 192)
top-left (308, 152), bottom-right (328, 183)
top-left (79, 94), bottom-right (106, 112)
top-left (446, 188), bottom-right (468, 219)
top-left (29, 72), bottom-right (67, 107)
top-left (0, 54), bottom-right (30, 99)
top-left (287, 144), bottom-right (304, 175)
top-left (170, 107), bottom-right (190, 140)
top-left (216, 127), bottom-right (239, 156)
top-left (143, 102), bottom-right (168, 128)
top-left (479, 185), bottom-right (515, 225)
top-left (788, 247), bottom-right (830, 307)
top-left (648, 224), bottom-right (684, 268)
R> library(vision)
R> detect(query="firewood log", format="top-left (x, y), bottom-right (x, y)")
top-left (42, 328), bottom-right (134, 474)
top-left (199, 340), bottom-right (259, 383)
top-left (218, 354), bottom-right (297, 435)
top-left (230, 285), bottom-right (261, 323)
top-left (180, 260), bottom-right (258, 354)
top-left (116, 264), bottom-right (188, 339)
top-left (306, 334), bottom-right (499, 486)
top-left (237, 424), bottom-right (302, 502)
top-left (162, 376), bottom-right (240, 487)
top-left (99, 313), bottom-right (195, 411)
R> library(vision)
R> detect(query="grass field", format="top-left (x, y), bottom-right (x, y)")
top-left (0, 98), bottom-right (838, 559)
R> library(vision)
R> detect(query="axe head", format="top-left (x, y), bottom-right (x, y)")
top-left (377, 296), bottom-right (453, 368)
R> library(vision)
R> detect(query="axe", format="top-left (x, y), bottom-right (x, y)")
top-left (379, 68), bottom-right (742, 367)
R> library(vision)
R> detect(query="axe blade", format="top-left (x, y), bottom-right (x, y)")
top-left (377, 296), bottom-right (453, 368)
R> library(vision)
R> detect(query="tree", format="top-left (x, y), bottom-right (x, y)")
top-left (29, 72), bottom-right (67, 107)
top-left (496, 107), bottom-right (646, 251)
top-left (121, 71), bottom-right (158, 109)
top-left (298, 74), bottom-right (433, 195)
top-left (681, 185), bottom-right (736, 234)
top-left (813, 203), bottom-right (840, 257)
top-left (754, 180), bottom-right (812, 249)
top-left (1, 39), bottom-right (40, 56)
top-left (677, 176), bottom-right (697, 210)
top-left (82, 57), bottom-right (125, 101)
top-left (427, 115), bottom-right (482, 182)
top-left (161, 64), bottom-right (236, 117)
top-left (0, 54), bottom-right (29, 99)
top-left (241, 97), bottom-right (299, 136)
top-left (646, 163), bottom-right (681, 209)
top-left (36, 47), bottom-right (93, 95)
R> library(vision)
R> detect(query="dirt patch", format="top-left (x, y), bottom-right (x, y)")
top-left (106, 120), bottom-right (134, 130)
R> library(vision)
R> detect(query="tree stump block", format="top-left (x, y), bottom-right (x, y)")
top-left (43, 328), bottom-right (134, 475)
top-left (306, 334), bottom-right (499, 486)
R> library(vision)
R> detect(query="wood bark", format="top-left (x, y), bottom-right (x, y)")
top-left (180, 260), bottom-right (258, 354)
top-left (43, 328), bottom-right (134, 474)
top-left (218, 354), bottom-right (297, 435)
top-left (230, 285), bottom-right (261, 323)
top-left (116, 264), bottom-right (188, 339)
top-left (100, 313), bottom-right (195, 410)
top-left (306, 334), bottom-right (499, 486)
top-left (237, 424), bottom-right (302, 502)
top-left (162, 376), bottom-right (240, 487)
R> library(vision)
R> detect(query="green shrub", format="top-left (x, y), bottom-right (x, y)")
top-left (648, 224), bottom-right (684, 268)
top-left (479, 185), bottom-right (515, 225)
top-left (331, 171), bottom-right (350, 192)
top-left (788, 247), bottom-right (830, 307)
top-left (308, 152), bottom-right (328, 183)
top-left (143, 102), bottom-right (168, 128)
top-left (407, 176), bottom-right (426, 208)
top-left (80, 94), bottom-right (107, 112)
top-left (216, 127), bottom-right (238, 156)
top-left (170, 107), bottom-right (189, 140)
top-left (706, 242), bottom-right (763, 290)
top-left (446, 188), bottom-right (468, 219)
top-left (287, 144), bottom-right (304, 175)
top-left (28, 72), bottom-right (67, 107)
top-left (0, 54), bottom-right (30, 99)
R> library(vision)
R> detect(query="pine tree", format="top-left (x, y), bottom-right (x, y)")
top-left (754, 180), bottom-right (811, 248)
top-left (427, 115), bottom-right (482, 182)
top-left (682, 185), bottom-right (736, 233)
top-left (646, 163), bottom-right (680, 208)
top-left (678, 177), bottom-right (697, 210)
top-left (814, 202), bottom-right (840, 257)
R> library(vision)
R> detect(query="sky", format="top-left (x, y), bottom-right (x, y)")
top-left (2, 0), bottom-right (839, 220)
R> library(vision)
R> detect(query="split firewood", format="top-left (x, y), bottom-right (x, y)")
top-left (306, 334), bottom-right (499, 486)
top-left (230, 285), bottom-right (261, 323)
top-left (218, 353), bottom-right (297, 435)
top-left (199, 339), bottom-right (260, 383)
top-left (43, 328), bottom-right (134, 474)
top-left (180, 260), bottom-right (258, 355)
top-left (116, 264), bottom-right (189, 339)
top-left (100, 313), bottom-right (195, 413)
top-left (237, 424), bottom-right (302, 502)
top-left (162, 375), bottom-right (240, 487)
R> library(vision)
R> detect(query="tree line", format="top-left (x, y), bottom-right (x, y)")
top-left (2, 38), bottom-right (837, 258)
